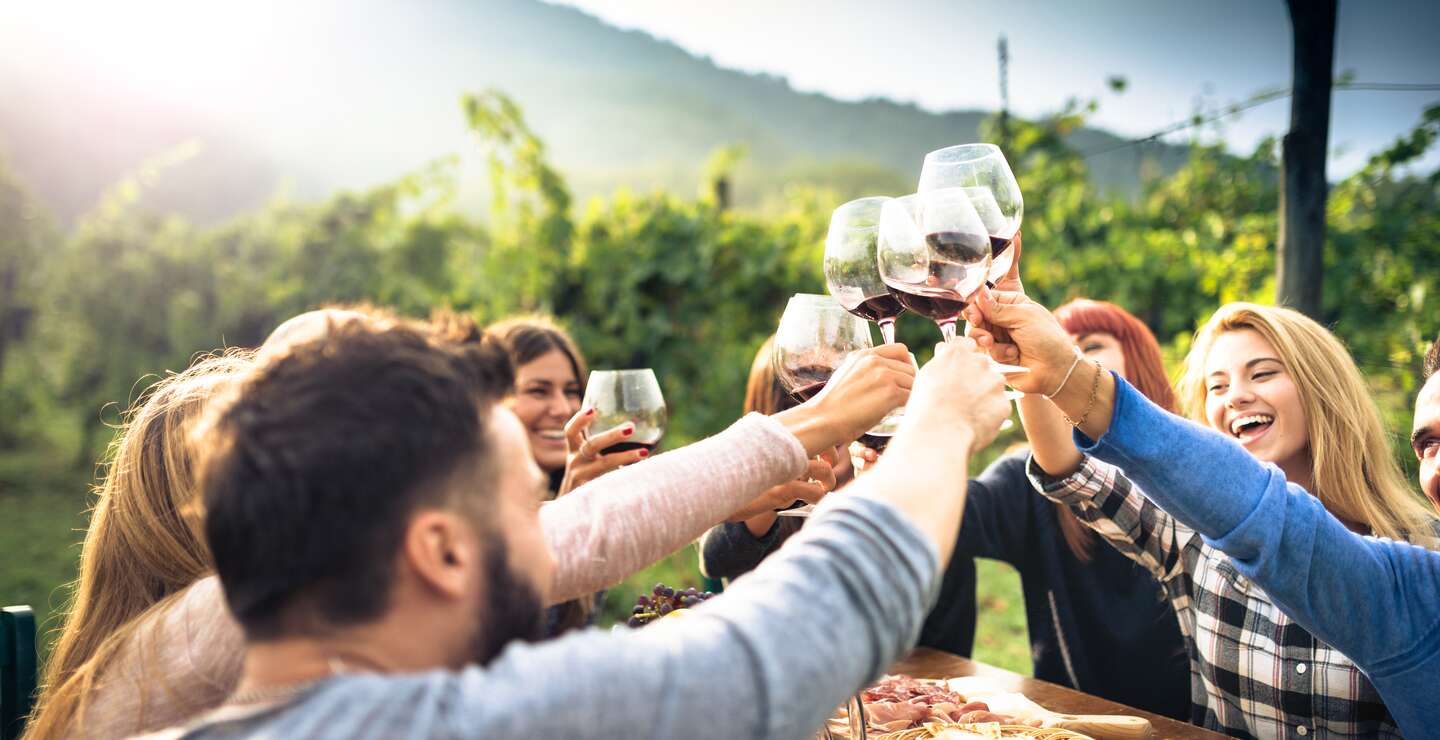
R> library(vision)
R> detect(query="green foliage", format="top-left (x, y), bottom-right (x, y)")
top-left (0, 91), bottom-right (1437, 676)
top-left (0, 149), bottom-right (52, 448)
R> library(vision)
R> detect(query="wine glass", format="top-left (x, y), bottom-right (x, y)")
top-left (581, 369), bottom-right (667, 455)
top-left (876, 190), bottom-right (990, 343)
top-left (771, 294), bottom-right (872, 519)
top-left (824, 196), bottom-right (905, 345)
top-left (918, 143), bottom-right (1023, 285)
top-left (824, 196), bottom-right (907, 444)
top-left (877, 192), bottom-right (1027, 381)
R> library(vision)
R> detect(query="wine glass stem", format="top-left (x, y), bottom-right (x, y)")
top-left (938, 319), bottom-right (958, 342)
top-left (878, 319), bottom-right (896, 345)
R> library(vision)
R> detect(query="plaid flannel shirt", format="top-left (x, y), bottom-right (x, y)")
top-left (1028, 454), bottom-right (1400, 739)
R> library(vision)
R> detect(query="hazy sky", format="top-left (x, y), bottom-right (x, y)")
top-left (552, 0), bottom-right (1440, 174)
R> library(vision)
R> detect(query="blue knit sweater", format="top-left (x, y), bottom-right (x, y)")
top-left (1078, 375), bottom-right (1440, 736)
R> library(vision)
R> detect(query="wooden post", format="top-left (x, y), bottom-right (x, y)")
top-left (1276, 0), bottom-right (1336, 318)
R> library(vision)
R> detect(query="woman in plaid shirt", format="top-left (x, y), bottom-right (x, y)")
top-left (989, 301), bottom-right (1440, 738)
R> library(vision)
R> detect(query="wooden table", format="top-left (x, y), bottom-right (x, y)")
top-left (890, 648), bottom-right (1225, 740)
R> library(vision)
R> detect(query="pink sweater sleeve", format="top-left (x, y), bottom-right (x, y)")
top-left (541, 413), bottom-right (808, 602)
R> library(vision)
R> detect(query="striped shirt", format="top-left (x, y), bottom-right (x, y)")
top-left (1029, 455), bottom-right (1400, 739)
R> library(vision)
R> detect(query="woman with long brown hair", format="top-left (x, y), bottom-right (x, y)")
top-left (25, 351), bottom-right (254, 740)
top-left (479, 315), bottom-right (646, 497)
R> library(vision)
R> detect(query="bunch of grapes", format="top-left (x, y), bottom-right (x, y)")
top-left (627, 582), bottom-right (717, 627)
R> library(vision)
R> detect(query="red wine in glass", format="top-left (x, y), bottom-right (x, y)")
top-left (893, 290), bottom-right (967, 323)
top-left (988, 234), bottom-right (1012, 258)
top-left (601, 440), bottom-right (658, 456)
top-left (845, 292), bottom-right (904, 324)
top-left (787, 380), bottom-right (828, 405)
top-left (926, 230), bottom-right (990, 261)
top-left (784, 365), bottom-right (833, 405)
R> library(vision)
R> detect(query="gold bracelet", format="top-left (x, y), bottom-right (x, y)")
top-left (1061, 359), bottom-right (1103, 428)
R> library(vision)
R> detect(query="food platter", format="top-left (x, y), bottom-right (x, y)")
top-left (826, 675), bottom-right (1152, 740)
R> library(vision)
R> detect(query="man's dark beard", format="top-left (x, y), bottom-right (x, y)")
top-left (469, 535), bottom-right (547, 665)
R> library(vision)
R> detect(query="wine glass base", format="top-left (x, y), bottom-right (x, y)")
top-left (777, 505), bottom-right (815, 518)
top-left (989, 359), bottom-right (1028, 374)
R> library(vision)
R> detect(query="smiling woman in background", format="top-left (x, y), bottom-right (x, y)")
top-left (478, 315), bottom-right (651, 496)
top-left (477, 314), bottom-right (652, 633)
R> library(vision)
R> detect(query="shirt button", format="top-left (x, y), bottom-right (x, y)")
top-left (1296, 663), bottom-right (1307, 674)
top-left (1297, 726), bottom-right (1309, 736)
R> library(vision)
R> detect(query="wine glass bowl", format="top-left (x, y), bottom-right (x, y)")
top-left (824, 196), bottom-right (904, 344)
top-left (876, 190), bottom-right (991, 340)
top-left (581, 369), bottom-right (667, 455)
top-left (918, 143), bottom-right (1023, 283)
top-left (772, 294), bottom-right (873, 402)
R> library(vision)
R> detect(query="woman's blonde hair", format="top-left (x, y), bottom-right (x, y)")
top-left (1176, 303), bottom-right (1435, 543)
top-left (25, 350), bottom-right (253, 739)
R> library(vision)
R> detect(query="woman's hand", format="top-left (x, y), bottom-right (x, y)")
top-left (726, 457), bottom-right (837, 524)
top-left (976, 231), bottom-right (1023, 346)
top-left (964, 288), bottom-right (1077, 397)
top-left (556, 409), bottom-right (650, 496)
top-left (810, 343), bottom-right (915, 435)
top-left (773, 343), bottom-right (915, 456)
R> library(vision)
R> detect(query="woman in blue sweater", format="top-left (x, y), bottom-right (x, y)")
top-left (970, 288), bottom-right (1440, 738)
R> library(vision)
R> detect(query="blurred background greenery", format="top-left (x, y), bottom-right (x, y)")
top-left (1, 0), bottom-right (1438, 677)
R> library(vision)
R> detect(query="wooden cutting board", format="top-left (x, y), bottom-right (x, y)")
top-left (945, 677), bottom-right (1152, 739)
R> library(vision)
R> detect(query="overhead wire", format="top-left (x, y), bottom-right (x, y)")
top-left (1082, 81), bottom-right (1440, 159)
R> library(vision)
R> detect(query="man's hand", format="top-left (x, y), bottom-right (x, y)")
top-left (899, 338), bottom-right (1011, 453)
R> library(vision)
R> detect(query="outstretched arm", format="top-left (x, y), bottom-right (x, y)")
top-left (971, 287), bottom-right (1440, 734)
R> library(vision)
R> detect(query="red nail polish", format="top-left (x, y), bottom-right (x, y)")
top-left (638, 449), bottom-right (649, 458)
top-left (586, 408), bottom-right (595, 416)
top-left (622, 427), bottom-right (634, 436)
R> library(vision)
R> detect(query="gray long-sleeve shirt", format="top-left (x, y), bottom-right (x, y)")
top-left (145, 493), bottom-right (941, 740)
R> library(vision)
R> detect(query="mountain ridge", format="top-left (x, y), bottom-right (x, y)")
top-left (0, 0), bottom-right (1190, 224)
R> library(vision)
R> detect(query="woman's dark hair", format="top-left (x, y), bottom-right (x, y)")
top-left (1049, 299), bottom-right (1178, 563)
top-left (484, 316), bottom-right (589, 411)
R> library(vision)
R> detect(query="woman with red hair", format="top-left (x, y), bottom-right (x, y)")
top-left (1047, 299), bottom-right (1178, 561)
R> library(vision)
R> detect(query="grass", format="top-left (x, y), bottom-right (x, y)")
top-left (0, 470), bottom-right (92, 662)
